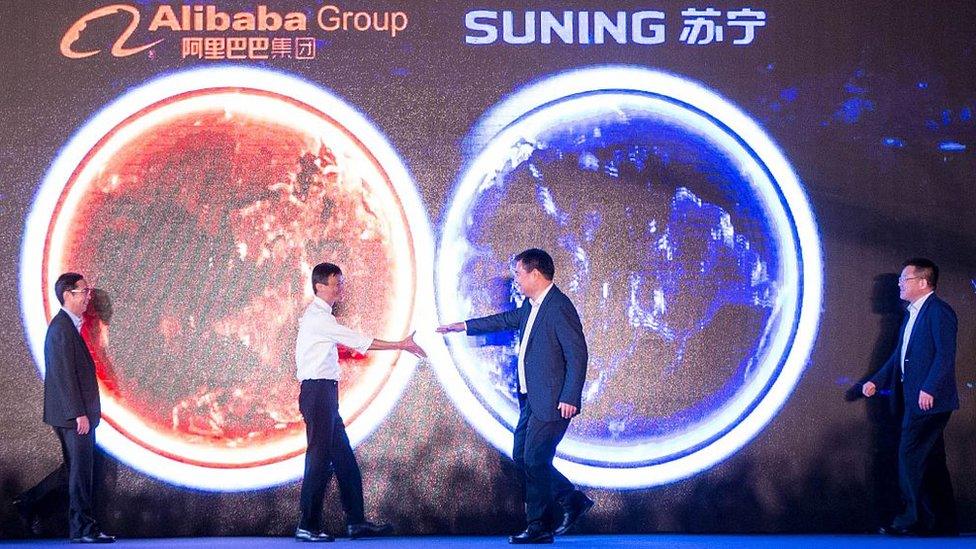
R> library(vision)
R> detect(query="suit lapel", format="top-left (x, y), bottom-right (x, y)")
top-left (523, 285), bottom-right (557, 354)
top-left (518, 299), bottom-right (530, 335)
top-left (58, 310), bottom-right (95, 366)
top-left (905, 295), bottom-right (935, 357)
top-left (896, 313), bottom-right (909, 351)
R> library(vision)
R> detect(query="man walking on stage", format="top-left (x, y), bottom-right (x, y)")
top-left (862, 258), bottom-right (959, 537)
top-left (438, 248), bottom-right (593, 544)
top-left (295, 262), bottom-right (426, 542)
top-left (14, 272), bottom-right (115, 543)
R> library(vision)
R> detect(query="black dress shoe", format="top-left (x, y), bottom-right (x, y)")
top-left (12, 497), bottom-right (31, 520)
top-left (12, 497), bottom-right (40, 535)
top-left (509, 523), bottom-right (554, 544)
top-left (70, 532), bottom-right (116, 543)
top-left (554, 491), bottom-right (594, 535)
top-left (878, 525), bottom-right (917, 537)
top-left (347, 521), bottom-right (393, 539)
top-left (295, 528), bottom-right (334, 542)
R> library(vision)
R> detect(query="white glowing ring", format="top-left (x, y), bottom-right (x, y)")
top-left (20, 66), bottom-right (436, 491)
top-left (435, 65), bottom-right (823, 489)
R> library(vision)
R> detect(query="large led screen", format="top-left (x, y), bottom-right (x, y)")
top-left (1, 0), bottom-right (973, 537)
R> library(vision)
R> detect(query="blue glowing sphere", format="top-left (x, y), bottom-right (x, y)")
top-left (435, 66), bottom-right (822, 488)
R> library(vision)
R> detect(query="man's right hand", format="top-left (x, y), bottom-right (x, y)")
top-left (399, 332), bottom-right (427, 358)
top-left (436, 322), bottom-right (465, 334)
top-left (76, 415), bottom-right (90, 435)
top-left (861, 381), bottom-right (877, 398)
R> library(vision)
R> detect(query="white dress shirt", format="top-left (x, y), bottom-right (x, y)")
top-left (295, 297), bottom-right (373, 381)
top-left (63, 308), bottom-right (83, 332)
top-left (900, 291), bottom-right (933, 379)
top-left (516, 283), bottom-right (554, 395)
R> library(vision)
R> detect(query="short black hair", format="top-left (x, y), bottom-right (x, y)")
top-left (54, 272), bottom-right (84, 306)
top-left (514, 248), bottom-right (555, 281)
top-left (311, 262), bottom-right (342, 294)
top-left (903, 257), bottom-right (939, 288)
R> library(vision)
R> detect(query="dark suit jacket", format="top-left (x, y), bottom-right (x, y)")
top-left (466, 285), bottom-right (588, 422)
top-left (869, 294), bottom-right (959, 416)
top-left (43, 310), bottom-right (101, 429)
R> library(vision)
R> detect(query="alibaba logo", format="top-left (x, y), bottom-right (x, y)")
top-left (61, 4), bottom-right (162, 59)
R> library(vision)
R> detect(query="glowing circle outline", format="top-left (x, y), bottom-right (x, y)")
top-left (19, 66), bottom-right (436, 492)
top-left (434, 65), bottom-right (823, 489)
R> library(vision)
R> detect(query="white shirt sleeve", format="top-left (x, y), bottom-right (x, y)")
top-left (313, 313), bottom-right (373, 354)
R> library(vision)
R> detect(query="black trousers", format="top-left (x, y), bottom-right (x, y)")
top-left (893, 406), bottom-right (956, 532)
top-left (298, 379), bottom-right (365, 531)
top-left (512, 395), bottom-right (575, 527)
top-left (18, 426), bottom-right (98, 538)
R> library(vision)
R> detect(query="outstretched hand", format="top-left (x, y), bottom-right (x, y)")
top-left (436, 322), bottom-right (465, 334)
top-left (400, 332), bottom-right (427, 358)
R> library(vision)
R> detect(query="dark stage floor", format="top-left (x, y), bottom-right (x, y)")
top-left (1, 535), bottom-right (974, 548)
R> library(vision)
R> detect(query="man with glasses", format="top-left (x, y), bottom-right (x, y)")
top-left (14, 273), bottom-right (115, 543)
top-left (862, 258), bottom-right (959, 537)
top-left (294, 262), bottom-right (426, 542)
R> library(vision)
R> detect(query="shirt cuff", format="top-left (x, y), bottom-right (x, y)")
top-left (354, 336), bottom-right (373, 355)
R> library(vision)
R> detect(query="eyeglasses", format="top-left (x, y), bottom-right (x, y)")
top-left (897, 276), bottom-right (922, 284)
top-left (68, 287), bottom-right (93, 295)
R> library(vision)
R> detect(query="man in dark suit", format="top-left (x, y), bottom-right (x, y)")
top-left (862, 258), bottom-right (959, 537)
top-left (438, 248), bottom-right (593, 544)
top-left (14, 273), bottom-right (114, 543)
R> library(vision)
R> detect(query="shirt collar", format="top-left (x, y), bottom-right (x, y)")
top-left (313, 296), bottom-right (334, 315)
top-left (62, 307), bottom-right (83, 331)
top-left (908, 291), bottom-right (934, 313)
top-left (529, 283), bottom-right (555, 307)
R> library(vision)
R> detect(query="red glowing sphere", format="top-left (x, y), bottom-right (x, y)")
top-left (40, 85), bottom-right (417, 473)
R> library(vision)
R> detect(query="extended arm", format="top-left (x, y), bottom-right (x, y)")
top-left (318, 315), bottom-right (426, 358)
top-left (368, 333), bottom-right (426, 358)
top-left (437, 305), bottom-right (525, 335)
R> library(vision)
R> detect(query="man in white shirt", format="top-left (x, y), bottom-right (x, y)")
top-left (438, 249), bottom-right (591, 544)
top-left (295, 262), bottom-right (425, 542)
top-left (863, 258), bottom-right (959, 537)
